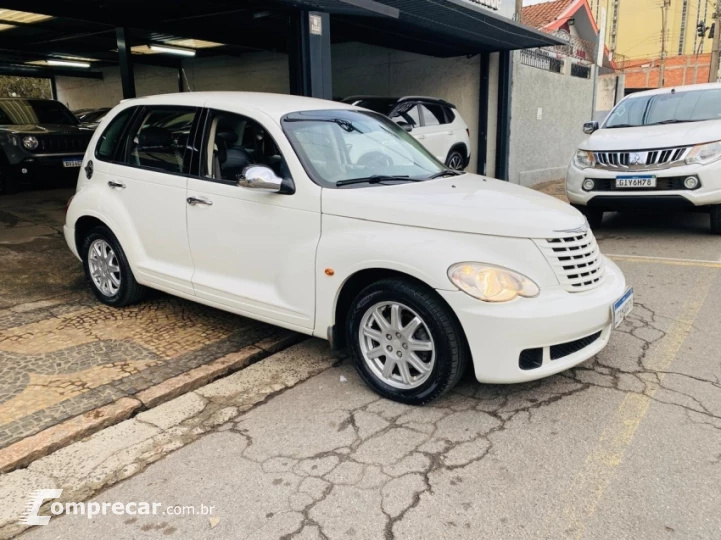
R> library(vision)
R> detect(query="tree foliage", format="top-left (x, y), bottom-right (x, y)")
top-left (0, 76), bottom-right (52, 99)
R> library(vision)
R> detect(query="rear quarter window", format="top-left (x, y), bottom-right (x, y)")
top-left (95, 107), bottom-right (135, 162)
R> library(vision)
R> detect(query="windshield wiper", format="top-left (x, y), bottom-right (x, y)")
top-left (336, 175), bottom-right (421, 187)
top-left (648, 119), bottom-right (699, 125)
top-left (428, 169), bottom-right (464, 179)
top-left (606, 123), bottom-right (636, 128)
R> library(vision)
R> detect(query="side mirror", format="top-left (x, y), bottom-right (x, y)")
top-left (396, 121), bottom-right (413, 132)
top-left (583, 121), bottom-right (599, 135)
top-left (238, 165), bottom-right (295, 194)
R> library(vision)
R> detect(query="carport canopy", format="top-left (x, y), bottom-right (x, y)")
top-left (0, 0), bottom-right (562, 77)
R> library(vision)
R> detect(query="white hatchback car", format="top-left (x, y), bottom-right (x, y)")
top-left (567, 82), bottom-right (721, 233)
top-left (65, 92), bottom-right (630, 404)
top-left (341, 96), bottom-right (472, 170)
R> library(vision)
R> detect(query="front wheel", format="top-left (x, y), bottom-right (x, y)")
top-left (445, 149), bottom-right (466, 171)
top-left (81, 226), bottom-right (146, 307)
top-left (347, 278), bottom-right (469, 405)
top-left (711, 205), bottom-right (721, 235)
top-left (572, 204), bottom-right (604, 229)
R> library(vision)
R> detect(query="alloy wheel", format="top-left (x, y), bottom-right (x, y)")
top-left (88, 239), bottom-right (121, 297)
top-left (358, 301), bottom-right (436, 389)
top-left (447, 153), bottom-right (464, 170)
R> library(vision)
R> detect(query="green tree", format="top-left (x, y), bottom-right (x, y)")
top-left (0, 76), bottom-right (52, 99)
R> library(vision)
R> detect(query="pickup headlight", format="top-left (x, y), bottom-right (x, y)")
top-left (22, 135), bottom-right (39, 150)
top-left (685, 141), bottom-right (721, 165)
top-left (448, 263), bottom-right (540, 303)
top-left (573, 150), bottom-right (595, 169)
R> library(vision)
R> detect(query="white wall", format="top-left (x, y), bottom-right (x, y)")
top-left (182, 52), bottom-right (289, 93)
top-left (332, 42), bottom-right (481, 172)
top-left (56, 64), bottom-right (178, 110)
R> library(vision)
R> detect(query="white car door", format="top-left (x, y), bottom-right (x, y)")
top-left (98, 105), bottom-right (198, 296)
top-left (185, 107), bottom-right (321, 331)
top-left (413, 103), bottom-right (451, 162)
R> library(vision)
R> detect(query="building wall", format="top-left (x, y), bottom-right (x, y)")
top-left (590, 0), bottom-right (713, 60)
top-left (56, 64), bottom-right (179, 110)
top-left (508, 56), bottom-right (594, 187)
top-left (595, 73), bottom-right (624, 121)
top-left (332, 42), bottom-right (482, 173)
top-left (182, 52), bottom-right (290, 93)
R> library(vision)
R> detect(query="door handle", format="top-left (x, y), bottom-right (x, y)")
top-left (107, 180), bottom-right (125, 189)
top-left (447, 131), bottom-right (454, 135)
top-left (415, 134), bottom-right (425, 139)
top-left (187, 196), bottom-right (213, 206)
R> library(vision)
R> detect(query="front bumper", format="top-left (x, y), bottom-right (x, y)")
top-left (439, 257), bottom-right (626, 384)
top-left (566, 160), bottom-right (721, 208)
top-left (6, 155), bottom-right (84, 183)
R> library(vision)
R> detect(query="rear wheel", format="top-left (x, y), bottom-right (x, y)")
top-left (572, 204), bottom-right (604, 229)
top-left (711, 205), bottom-right (721, 235)
top-left (445, 148), bottom-right (466, 171)
top-left (347, 278), bottom-right (469, 405)
top-left (82, 226), bottom-right (146, 307)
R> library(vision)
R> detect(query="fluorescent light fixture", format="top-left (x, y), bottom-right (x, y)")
top-left (149, 44), bottom-right (196, 57)
top-left (47, 59), bottom-right (90, 68)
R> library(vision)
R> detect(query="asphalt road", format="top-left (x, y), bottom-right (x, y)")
top-left (24, 208), bottom-right (721, 540)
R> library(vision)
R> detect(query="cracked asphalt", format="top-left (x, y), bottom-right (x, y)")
top-left (22, 208), bottom-right (721, 539)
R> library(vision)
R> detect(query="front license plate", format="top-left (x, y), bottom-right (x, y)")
top-left (612, 287), bottom-right (634, 328)
top-left (615, 175), bottom-right (656, 188)
top-left (63, 159), bottom-right (82, 168)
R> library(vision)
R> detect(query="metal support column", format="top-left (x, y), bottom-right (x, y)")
top-left (50, 75), bottom-right (57, 101)
top-left (116, 27), bottom-right (136, 99)
top-left (288, 11), bottom-right (332, 99)
top-left (178, 67), bottom-right (184, 92)
top-left (477, 52), bottom-right (490, 176)
top-left (495, 50), bottom-right (513, 181)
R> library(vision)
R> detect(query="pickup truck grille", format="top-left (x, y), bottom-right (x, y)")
top-left (534, 230), bottom-right (604, 292)
top-left (593, 146), bottom-right (689, 170)
top-left (37, 134), bottom-right (91, 154)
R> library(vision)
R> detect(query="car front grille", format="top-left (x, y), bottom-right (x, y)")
top-left (592, 146), bottom-right (690, 171)
top-left (36, 134), bottom-right (91, 154)
top-left (518, 330), bottom-right (603, 370)
top-left (534, 230), bottom-right (605, 292)
top-left (585, 176), bottom-right (700, 192)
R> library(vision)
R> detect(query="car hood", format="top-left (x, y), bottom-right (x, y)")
top-left (322, 174), bottom-right (585, 239)
top-left (0, 124), bottom-right (92, 135)
top-left (581, 119), bottom-right (721, 151)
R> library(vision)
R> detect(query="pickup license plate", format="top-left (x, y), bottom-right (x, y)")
top-left (63, 159), bottom-right (82, 168)
top-left (612, 287), bottom-right (634, 328)
top-left (615, 175), bottom-right (656, 188)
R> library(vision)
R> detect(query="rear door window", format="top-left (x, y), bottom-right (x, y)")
top-left (125, 107), bottom-right (198, 175)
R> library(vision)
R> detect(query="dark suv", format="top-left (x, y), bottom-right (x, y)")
top-left (0, 98), bottom-right (93, 194)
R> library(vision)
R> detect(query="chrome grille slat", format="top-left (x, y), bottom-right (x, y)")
top-left (592, 145), bottom-right (690, 171)
top-left (533, 230), bottom-right (605, 293)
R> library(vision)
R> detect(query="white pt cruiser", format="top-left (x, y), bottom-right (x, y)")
top-left (64, 92), bottom-right (631, 405)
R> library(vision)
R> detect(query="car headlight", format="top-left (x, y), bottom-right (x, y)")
top-left (448, 263), bottom-right (540, 303)
top-left (685, 141), bottom-right (721, 165)
top-left (573, 150), bottom-right (595, 169)
top-left (22, 135), bottom-right (39, 150)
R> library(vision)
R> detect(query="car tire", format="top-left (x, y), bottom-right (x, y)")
top-left (347, 278), bottom-right (469, 405)
top-left (711, 205), bottom-right (721, 235)
top-left (445, 148), bottom-right (466, 171)
top-left (81, 226), bottom-right (146, 307)
top-left (572, 204), bottom-right (604, 229)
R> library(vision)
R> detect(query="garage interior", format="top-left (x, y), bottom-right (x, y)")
top-left (0, 0), bottom-right (559, 178)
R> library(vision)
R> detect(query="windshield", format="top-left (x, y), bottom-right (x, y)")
top-left (0, 99), bottom-right (78, 125)
top-left (605, 88), bottom-right (721, 128)
top-left (282, 109), bottom-right (446, 187)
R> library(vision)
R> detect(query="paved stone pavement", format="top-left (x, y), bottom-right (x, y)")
top-left (21, 227), bottom-right (721, 539)
top-left (0, 189), bottom-right (291, 449)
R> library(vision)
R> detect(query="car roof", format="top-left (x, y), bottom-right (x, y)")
top-left (342, 95), bottom-right (457, 108)
top-left (625, 82), bottom-right (721, 99)
top-left (123, 92), bottom-right (358, 118)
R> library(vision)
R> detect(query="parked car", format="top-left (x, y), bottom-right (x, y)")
top-left (75, 107), bottom-right (111, 129)
top-left (64, 92), bottom-right (631, 404)
top-left (567, 82), bottom-right (721, 234)
top-left (0, 98), bottom-right (93, 194)
top-left (341, 96), bottom-right (471, 170)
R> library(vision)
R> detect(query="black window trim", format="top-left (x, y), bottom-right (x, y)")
top-left (115, 104), bottom-right (202, 178)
